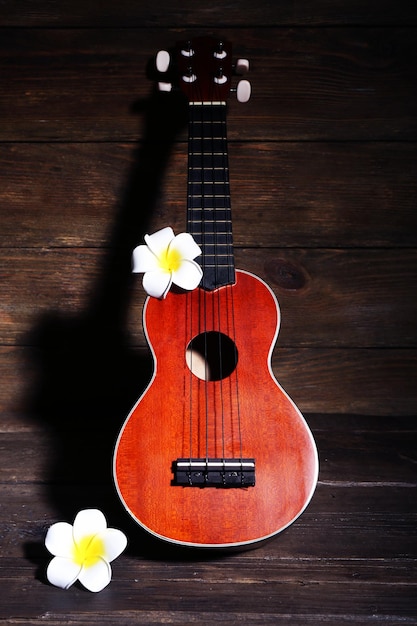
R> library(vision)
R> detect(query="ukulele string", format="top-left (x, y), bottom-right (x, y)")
top-left (187, 287), bottom-right (193, 464)
top-left (229, 282), bottom-right (243, 462)
top-left (185, 71), bottom-right (243, 469)
top-left (219, 95), bottom-right (243, 465)
top-left (188, 78), bottom-right (211, 465)
top-left (196, 85), bottom-right (206, 464)
top-left (187, 87), bottom-right (199, 466)
top-left (212, 92), bottom-right (226, 463)
top-left (202, 87), bottom-right (212, 464)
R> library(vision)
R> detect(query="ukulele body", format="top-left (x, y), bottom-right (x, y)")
top-left (114, 269), bottom-right (318, 548)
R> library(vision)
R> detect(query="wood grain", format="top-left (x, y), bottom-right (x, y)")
top-left (3, 416), bottom-right (417, 483)
top-left (1, 3), bottom-right (416, 624)
top-left (1, 0), bottom-right (417, 27)
top-left (1, 28), bottom-right (416, 141)
top-left (0, 474), bottom-right (416, 621)
top-left (1, 345), bottom-right (416, 418)
top-left (2, 142), bottom-right (416, 248)
top-left (2, 248), bottom-right (416, 348)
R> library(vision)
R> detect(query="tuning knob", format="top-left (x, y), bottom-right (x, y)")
top-left (236, 79), bottom-right (251, 103)
top-left (156, 50), bottom-right (170, 73)
top-left (181, 42), bottom-right (194, 58)
top-left (235, 58), bottom-right (250, 74)
top-left (214, 41), bottom-right (227, 59)
top-left (214, 67), bottom-right (228, 85)
top-left (158, 81), bottom-right (172, 92)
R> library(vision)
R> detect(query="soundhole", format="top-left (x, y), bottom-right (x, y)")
top-left (186, 331), bottom-right (238, 381)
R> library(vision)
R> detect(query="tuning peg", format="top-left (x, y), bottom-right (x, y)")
top-left (158, 81), bottom-right (173, 92)
top-left (235, 58), bottom-right (250, 74)
top-left (214, 67), bottom-right (228, 85)
top-left (181, 41), bottom-right (194, 58)
top-left (236, 79), bottom-right (251, 103)
top-left (182, 66), bottom-right (197, 84)
top-left (214, 41), bottom-right (227, 60)
top-left (156, 50), bottom-right (170, 73)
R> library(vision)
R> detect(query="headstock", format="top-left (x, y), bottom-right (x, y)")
top-left (156, 36), bottom-right (251, 103)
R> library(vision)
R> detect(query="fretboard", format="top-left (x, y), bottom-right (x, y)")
top-left (187, 103), bottom-right (235, 291)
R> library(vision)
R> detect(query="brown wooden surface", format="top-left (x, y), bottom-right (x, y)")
top-left (1, 1), bottom-right (416, 624)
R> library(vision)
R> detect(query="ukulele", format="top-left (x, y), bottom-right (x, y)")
top-left (113, 37), bottom-right (318, 548)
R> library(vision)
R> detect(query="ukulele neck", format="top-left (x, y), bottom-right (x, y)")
top-left (186, 102), bottom-right (235, 291)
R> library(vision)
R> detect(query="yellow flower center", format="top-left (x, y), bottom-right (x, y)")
top-left (72, 534), bottom-right (105, 568)
top-left (158, 247), bottom-right (182, 273)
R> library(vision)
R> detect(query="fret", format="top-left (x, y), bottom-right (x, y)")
top-left (188, 201), bottom-right (230, 208)
top-left (188, 197), bottom-right (230, 209)
top-left (188, 191), bottom-right (230, 196)
top-left (189, 102), bottom-right (227, 115)
top-left (188, 219), bottom-right (231, 228)
top-left (191, 232), bottom-right (232, 239)
top-left (188, 153), bottom-right (227, 160)
top-left (188, 178), bottom-right (229, 185)
top-left (200, 263), bottom-right (233, 266)
top-left (190, 245), bottom-right (233, 255)
top-left (188, 166), bottom-right (227, 169)
top-left (189, 101), bottom-right (226, 106)
top-left (194, 242), bottom-right (233, 251)
top-left (189, 136), bottom-right (226, 141)
top-left (188, 209), bottom-right (231, 217)
top-left (196, 255), bottom-right (234, 263)
top-left (191, 234), bottom-right (233, 245)
top-left (189, 120), bottom-right (226, 129)
top-left (188, 184), bottom-right (230, 197)
top-left (188, 169), bottom-right (228, 183)
top-left (188, 139), bottom-right (227, 154)
top-left (186, 231), bottom-right (232, 238)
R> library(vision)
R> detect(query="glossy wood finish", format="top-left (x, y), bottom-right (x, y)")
top-left (115, 271), bottom-right (318, 547)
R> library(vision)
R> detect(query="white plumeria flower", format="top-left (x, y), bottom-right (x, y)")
top-left (45, 509), bottom-right (127, 592)
top-left (132, 226), bottom-right (203, 299)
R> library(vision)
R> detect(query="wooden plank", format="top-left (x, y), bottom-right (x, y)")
top-left (1, 0), bottom-right (417, 27)
top-left (2, 142), bottom-right (416, 249)
top-left (1, 343), bottom-right (416, 421)
top-left (6, 472), bottom-right (414, 623)
top-left (1, 248), bottom-right (416, 348)
top-left (3, 554), bottom-right (415, 587)
top-left (1, 5), bottom-right (416, 626)
top-left (0, 483), bottom-right (416, 560)
top-left (0, 570), bottom-right (416, 624)
top-left (0, 483), bottom-right (416, 624)
top-left (0, 28), bottom-right (416, 141)
top-left (276, 348), bottom-right (417, 416)
top-left (2, 417), bottom-right (417, 483)
top-left (0, 573), bottom-right (415, 625)
top-left (0, 608), bottom-right (416, 626)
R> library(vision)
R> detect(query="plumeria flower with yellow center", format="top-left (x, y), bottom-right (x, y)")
top-left (45, 509), bottom-right (127, 592)
top-left (132, 226), bottom-right (203, 299)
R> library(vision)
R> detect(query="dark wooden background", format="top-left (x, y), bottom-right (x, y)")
top-left (1, 1), bottom-right (416, 624)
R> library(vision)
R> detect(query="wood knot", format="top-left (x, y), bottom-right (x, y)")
top-left (264, 258), bottom-right (307, 291)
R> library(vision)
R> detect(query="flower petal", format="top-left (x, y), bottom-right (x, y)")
top-left (73, 509), bottom-right (107, 545)
top-left (143, 270), bottom-right (172, 299)
top-left (144, 227), bottom-right (174, 258)
top-left (47, 556), bottom-right (82, 590)
top-left (45, 522), bottom-right (75, 558)
top-left (132, 245), bottom-right (159, 273)
top-left (78, 557), bottom-right (112, 593)
top-left (172, 259), bottom-right (203, 291)
top-left (94, 528), bottom-right (127, 562)
top-left (169, 232), bottom-right (202, 261)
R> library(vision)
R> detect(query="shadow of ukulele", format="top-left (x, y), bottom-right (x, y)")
top-left (22, 74), bottom-right (191, 559)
